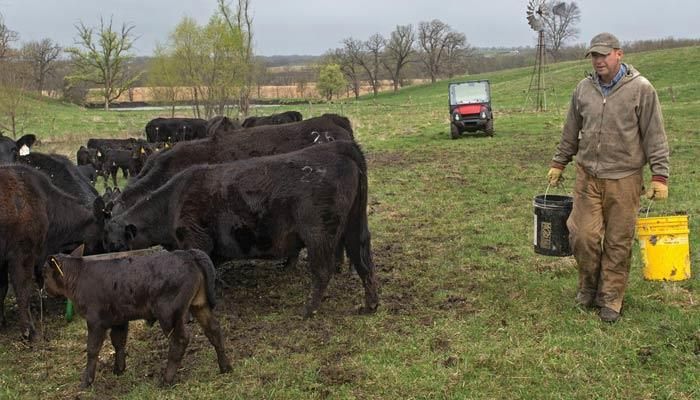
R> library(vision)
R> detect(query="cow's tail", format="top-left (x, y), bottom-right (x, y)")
top-left (190, 249), bottom-right (218, 309)
top-left (340, 141), bottom-right (379, 312)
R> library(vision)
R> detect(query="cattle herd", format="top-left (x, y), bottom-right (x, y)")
top-left (0, 111), bottom-right (379, 388)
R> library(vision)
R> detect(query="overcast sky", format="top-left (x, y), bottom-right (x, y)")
top-left (2, 0), bottom-right (698, 56)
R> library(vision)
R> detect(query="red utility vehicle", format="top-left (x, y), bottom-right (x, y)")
top-left (448, 80), bottom-right (494, 138)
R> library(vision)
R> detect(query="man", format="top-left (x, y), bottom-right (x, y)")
top-left (547, 33), bottom-right (670, 322)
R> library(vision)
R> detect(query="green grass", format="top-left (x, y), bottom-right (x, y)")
top-left (1, 46), bottom-right (699, 399)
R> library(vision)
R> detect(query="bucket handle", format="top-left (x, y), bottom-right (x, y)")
top-left (541, 178), bottom-right (570, 207)
top-left (643, 199), bottom-right (654, 218)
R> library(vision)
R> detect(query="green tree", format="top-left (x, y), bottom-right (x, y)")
top-left (317, 63), bottom-right (346, 101)
top-left (65, 17), bottom-right (140, 110)
top-left (147, 44), bottom-right (180, 117)
top-left (165, 14), bottom-right (243, 118)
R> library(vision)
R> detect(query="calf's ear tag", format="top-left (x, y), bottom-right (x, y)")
top-left (19, 144), bottom-right (30, 156)
top-left (50, 258), bottom-right (64, 277)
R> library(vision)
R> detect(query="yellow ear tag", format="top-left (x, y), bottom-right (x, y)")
top-left (50, 258), bottom-right (64, 277)
top-left (140, 147), bottom-right (146, 154)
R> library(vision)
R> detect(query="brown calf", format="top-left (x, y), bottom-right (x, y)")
top-left (42, 246), bottom-right (232, 388)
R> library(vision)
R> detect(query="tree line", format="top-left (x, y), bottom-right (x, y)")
top-left (2, 0), bottom-right (700, 136)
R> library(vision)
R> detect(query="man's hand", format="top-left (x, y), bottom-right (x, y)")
top-left (646, 181), bottom-right (668, 200)
top-left (547, 167), bottom-right (563, 186)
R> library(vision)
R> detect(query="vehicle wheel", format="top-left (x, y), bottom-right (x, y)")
top-left (450, 124), bottom-right (460, 140)
top-left (485, 119), bottom-right (494, 136)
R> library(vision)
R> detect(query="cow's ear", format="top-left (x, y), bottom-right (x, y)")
top-left (70, 244), bottom-right (85, 257)
top-left (125, 224), bottom-right (138, 241)
top-left (16, 134), bottom-right (37, 149)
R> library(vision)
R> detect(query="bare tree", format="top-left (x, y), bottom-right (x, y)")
top-left (443, 31), bottom-right (472, 78)
top-left (21, 39), bottom-right (62, 95)
top-left (417, 19), bottom-right (450, 83)
top-left (362, 34), bottom-right (385, 96)
top-left (542, 1), bottom-right (581, 60)
top-left (218, 0), bottom-right (254, 116)
top-left (342, 35), bottom-right (385, 97)
top-left (65, 17), bottom-right (140, 110)
top-left (0, 14), bottom-right (18, 60)
top-left (382, 24), bottom-right (415, 91)
top-left (333, 46), bottom-right (362, 99)
top-left (0, 60), bottom-right (30, 137)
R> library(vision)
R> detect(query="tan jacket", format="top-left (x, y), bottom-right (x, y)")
top-left (552, 64), bottom-right (669, 179)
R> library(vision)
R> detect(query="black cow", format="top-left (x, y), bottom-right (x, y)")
top-left (86, 138), bottom-right (148, 154)
top-left (0, 165), bottom-right (105, 340)
top-left (42, 246), bottom-right (231, 387)
top-left (206, 115), bottom-right (243, 136)
top-left (241, 110), bottom-right (303, 128)
top-left (76, 145), bottom-right (97, 166)
top-left (104, 140), bottom-right (379, 318)
top-left (145, 118), bottom-right (208, 143)
top-left (17, 153), bottom-right (99, 206)
top-left (0, 134), bottom-right (36, 163)
top-left (77, 164), bottom-right (97, 184)
top-left (112, 114), bottom-right (354, 216)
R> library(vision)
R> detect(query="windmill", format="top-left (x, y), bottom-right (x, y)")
top-left (523, 0), bottom-right (564, 112)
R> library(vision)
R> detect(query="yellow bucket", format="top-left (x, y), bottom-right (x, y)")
top-left (636, 214), bottom-right (691, 281)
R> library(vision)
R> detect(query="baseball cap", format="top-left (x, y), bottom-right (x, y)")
top-left (584, 32), bottom-right (621, 57)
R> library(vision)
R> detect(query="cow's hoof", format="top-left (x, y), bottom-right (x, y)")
top-left (159, 378), bottom-right (175, 388)
top-left (301, 308), bottom-right (317, 319)
top-left (220, 363), bottom-right (233, 374)
top-left (21, 327), bottom-right (39, 343)
top-left (357, 305), bottom-right (378, 315)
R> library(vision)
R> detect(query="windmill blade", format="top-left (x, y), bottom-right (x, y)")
top-left (526, 0), bottom-right (546, 31)
top-left (552, 2), bottom-right (567, 16)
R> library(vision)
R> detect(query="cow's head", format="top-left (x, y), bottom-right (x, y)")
top-left (42, 245), bottom-right (84, 298)
top-left (0, 134), bottom-right (37, 164)
top-left (103, 216), bottom-right (141, 252)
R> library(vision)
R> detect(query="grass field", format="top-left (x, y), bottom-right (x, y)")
top-left (1, 46), bottom-right (698, 399)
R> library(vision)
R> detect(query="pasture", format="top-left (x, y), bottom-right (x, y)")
top-left (1, 46), bottom-right (698, 399)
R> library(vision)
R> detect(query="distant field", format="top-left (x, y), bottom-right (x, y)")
top-left (1, 46), bottom-right (698, 399)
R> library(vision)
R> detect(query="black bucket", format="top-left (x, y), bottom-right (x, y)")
top-left (533, 194), bottom-right (573, 256)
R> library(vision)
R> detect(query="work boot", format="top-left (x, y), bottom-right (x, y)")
top-left (599, 307), bottom-right (621, 323)
top-left (574, 292), bottom-right (595, 309)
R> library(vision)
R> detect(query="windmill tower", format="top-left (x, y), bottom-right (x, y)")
top-left (523, 0), bottom-right (551, 112)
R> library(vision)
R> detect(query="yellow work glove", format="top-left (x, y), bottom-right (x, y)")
top-left (646, 181), bottom-right (668, 200)
top-left (547, 167), bottom-right (563, 186)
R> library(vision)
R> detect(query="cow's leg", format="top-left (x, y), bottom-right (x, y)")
top-left (101, 168), bottom-right (110, 187)
top-left (0, 265), bottom-right (8, 327)
top-left (8, 256), bottom-right (36, 341)
top-left (110, 166), bottom-right (118, 188)
top-left (82, 322), bottom-right (107, 388)
top-left (335, 243), bottom-right (346, 273)
top-left (283, 250), bottom-right (299, 270)
top-left (345, 234), bottom-right (379, 314)
top-left (302, 246), bottom-right (334, 318)
top-left (110, 323), bottom-right (129, 375)
top-left (121, 166), bottom-right (129, 180)
top-left (161, 315), bottom-right (189, 385)
top-left (190, 304), bottom-right (232, 373)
